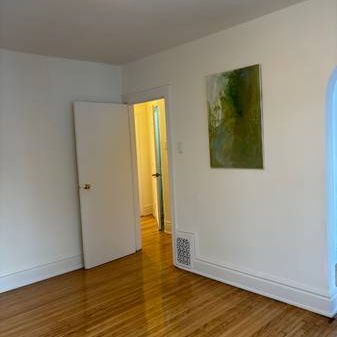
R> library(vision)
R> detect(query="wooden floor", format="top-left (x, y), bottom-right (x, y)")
top-left (1, 216), bottom-right (337, 337)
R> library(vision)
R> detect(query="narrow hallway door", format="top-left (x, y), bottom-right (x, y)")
top-left (152, 105), bottom-right (165, 231)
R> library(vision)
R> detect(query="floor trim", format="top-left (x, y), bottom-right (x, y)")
top-left (164, 220), bottom-right (172, 234)
top-left (175, 229), bottom-right (334, 317)
top-left (184, 257), bottom-right (335, 317)
top-left (0, 255), bottom-right (83, 293)
top-left (142, 204), bottom-right (153, 216)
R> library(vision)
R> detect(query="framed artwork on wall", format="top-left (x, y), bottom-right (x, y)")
top-left (206, 64), bottom-right (264, 169)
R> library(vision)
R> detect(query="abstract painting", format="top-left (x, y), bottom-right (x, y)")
top-left (206, 64), bottom-right (263, 169)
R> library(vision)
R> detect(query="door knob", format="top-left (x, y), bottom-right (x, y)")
top-left (152, 173), bottom-right (161, 178)
top-left (79, 184), bottom-right (91, 190)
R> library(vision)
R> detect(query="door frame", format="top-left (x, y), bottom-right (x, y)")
top-left (124, 85), bottom-right (177, 262)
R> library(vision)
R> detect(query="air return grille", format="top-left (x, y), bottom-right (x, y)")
top-left (176, 237), bottom-right (192, 268)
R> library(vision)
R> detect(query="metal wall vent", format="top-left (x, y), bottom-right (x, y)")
top-left (176, 237), bottom-right (192, 268)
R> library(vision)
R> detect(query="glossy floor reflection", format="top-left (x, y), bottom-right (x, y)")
top-left (1, 216), bottom-right (337, 336)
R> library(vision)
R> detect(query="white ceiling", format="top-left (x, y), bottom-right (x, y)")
top-left (0, 0), bottom-right (306, 65)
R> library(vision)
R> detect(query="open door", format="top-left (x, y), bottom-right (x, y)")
top-left (152, 104), bottom-right (165, 231)
top-left (74, 102), bottom-right (137, 269)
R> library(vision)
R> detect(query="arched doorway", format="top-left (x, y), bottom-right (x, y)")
top-left (326, 67), bottom-right (337, 291)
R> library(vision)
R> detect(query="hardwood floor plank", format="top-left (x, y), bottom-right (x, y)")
top-left (0, 216), bottom-right (336, 336)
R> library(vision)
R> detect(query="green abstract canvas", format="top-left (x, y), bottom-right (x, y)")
top-left (207, 64), bottom-right (263, 169)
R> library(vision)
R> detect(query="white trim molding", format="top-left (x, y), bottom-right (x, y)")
top-left (164, 220), bottom-right (172, 234)
top-left (193, 257), bottom-right (335, 317)
top-left (142, 204), bottom-right (153, 216)
top-left (175, 229), bottom-right (337, 317)
top-left (0, 255), bottom-right (83, 293)
top-left (326, 67), bottom-right (337, 297)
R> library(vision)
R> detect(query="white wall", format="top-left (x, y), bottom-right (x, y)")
top-left (0, 49), bottom-right (122, 290)
top-left (123, 0), bottom-right (337, 315)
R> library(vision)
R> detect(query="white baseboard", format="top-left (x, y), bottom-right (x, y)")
top-left (174, 230), bottom-right (336, 317)
top-left (142, 204), bottom-right (153, 216)
top-left (331, 293), bottom-right (337, 317)
top-left (164, 220), bottom-right (172, 234)
top-left (3, 235), bottom-right (336, 317)
top-left (193, 258), bottom-right (335, 317)
top-left (0, 255), bottom-right (83, 293)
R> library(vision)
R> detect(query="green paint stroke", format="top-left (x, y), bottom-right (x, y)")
top-left (207, 65), bottom-right (263, 168)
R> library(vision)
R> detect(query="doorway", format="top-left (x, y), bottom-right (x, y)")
top-left (133, 99), bottom-right (172, 240)
top-left (74, 95), bottom-right (175, 269)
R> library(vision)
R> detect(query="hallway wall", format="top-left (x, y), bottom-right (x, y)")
top-left (134, 103), bottom-right (154, 216)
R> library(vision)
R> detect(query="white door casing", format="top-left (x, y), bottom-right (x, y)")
top-left (124, 85), bottom-right (177, 262)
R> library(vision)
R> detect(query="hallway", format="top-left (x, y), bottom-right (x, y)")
top-left (1, 217), bottom-right (337, 336)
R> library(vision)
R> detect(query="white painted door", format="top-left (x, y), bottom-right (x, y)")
top-left (74, 102), bottom-right (137, 269)
top-left (152, 104), bottom-right (165, 230)
top-left (149, 110), bottom-right (160, 226)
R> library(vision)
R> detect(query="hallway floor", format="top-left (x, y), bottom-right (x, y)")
top-left (1, 216), bottom-right (337, 336)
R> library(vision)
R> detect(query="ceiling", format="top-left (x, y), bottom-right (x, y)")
top-left (0, 0), bottom-right (306, 65)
